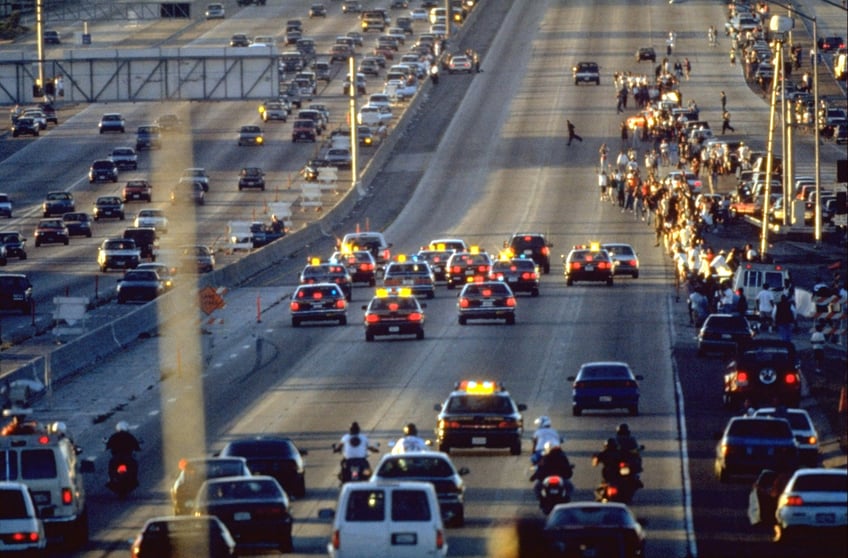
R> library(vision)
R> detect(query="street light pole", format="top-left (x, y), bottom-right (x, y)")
top-left (348, 56), bottom-right (358, 194)
top-left (36, 0), bottom-right (44, 99)
top-left (812, 16), bottom-right (822, 247)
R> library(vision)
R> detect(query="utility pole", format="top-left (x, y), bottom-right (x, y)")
top-left (36, 0), bottom-right (44, 99)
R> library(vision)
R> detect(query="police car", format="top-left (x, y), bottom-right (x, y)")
top-left (299, 258), bottom-right (353, 301)
top-left (490, 255), bottom-right (540, 296)
top-left (445, 247), bottom-right (492, 289)
top-left (562, 243), bottom-right (614, 286)
top-left (382, 255), bottom-right (436, 299)
top-left (290, 283), bottom-right (348, 326)
top-left (415, 246), bottom-right (456, 283)
top-left (457, 280), bottom-right (517, 325)
top-left (362, 288), bottom-right (426, 341)
top-left (433, 381), bottom-right (526, 455)
top-left (330, 250), bottom-right (377, 286)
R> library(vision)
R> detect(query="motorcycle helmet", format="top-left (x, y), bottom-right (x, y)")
top-left (350, 421), bottom-right (361, 435)
top-left (403, 423), bottom-right (418, 436)
top-left (534, 416), bottom-right (551, 429)
top-left (605, 437), bottom-right (618, 449)
top-left (116, 421), bottom-right (129, 432)
top-left (617, 423), bottom-right (630, 436)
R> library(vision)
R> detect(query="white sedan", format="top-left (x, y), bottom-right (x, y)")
top-left (774, 468), bottom-right (847, 544)
top-left (410, 8), bottom-right (428, 21)
top-left (134, 208), bottom-right (168, 233)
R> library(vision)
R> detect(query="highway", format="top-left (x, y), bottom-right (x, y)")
top-left (3, 0), bottom-right (846, 557)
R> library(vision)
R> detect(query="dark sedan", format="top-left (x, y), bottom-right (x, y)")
top-left (457, 281), bottom-right (516, 324)
top-left (290, 283), bottom-right (348, 327)
top-left (217, 436), bottom-right (307, 499)
top-left (195, 476), bottom-right (293, 554)
top-left (0, 231), bottom-right (28, 260)
top-left (543, 502), bottom-right (646, 558)
top-left (62, 212), bottom-right (93, 238)
top-left (130, 515), bottom-right (236, 558)
top-left (170, 457), bottom-right (252, 515)
top-left (723, 339), bottom-right (802, 408)
top-left (568, 361), bottom-right (644, 417)
top-left (697, 313), bottom-right (755, 356)
top-left (116, 269), bottom-right (164, 303)
top-left (714, 416), bottom-right (799, 482)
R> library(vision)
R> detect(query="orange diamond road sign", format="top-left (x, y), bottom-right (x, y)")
top-left (199, 286), bottom-right (226, 315)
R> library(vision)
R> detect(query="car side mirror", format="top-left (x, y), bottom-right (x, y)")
top-left (420, 303), bottom-right (427, 308)
top-left (566, 376), bottom-right (576, 381)
top-left (298, 448), bottom-right (309, 456)
top-left (458, 467), bottom-right (470, 476)
top-left (361, 305), bottom-right (368, 310)
top-left (635, 375), bottom-right (644, 381)
top-left (517, 404), bottom-right (527, 412)
top-left (433, 403), bottom-right (442, 411)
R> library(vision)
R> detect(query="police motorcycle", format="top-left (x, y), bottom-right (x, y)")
top-left (104, 421), bottom-right (142, 498)
top-left (529, 443), bottom-right (575, 514)
top-left (332, 422), bottom-right (380, 484)
top-left (592, 436), bottom-right (644, 505)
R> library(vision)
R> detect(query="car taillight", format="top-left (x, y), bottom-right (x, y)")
top-left (335, 300), bottom-right (346, 309)
top-left (493, 273), bottom-right (504, 280)
top-left (360, 263), bottom-right (374, 271)
top-left (736, 371), bottom-right (749, 385)
top-left (290, 302), bottom-right (300, 311)
top-left (505, 297), bottom-right (516, 307)
top-left (541, 246), bottom-right (550, 256)
top-left (497, 419), bottom-right (518, 428)
top-left (606, 484), bottom-right (619, 497)
top-left (62, 487), bottom-right (73, 505)
top-left (571, 262), bottom-right (581, 270)
top-left (598, 261), bottom-right (610, 270)
top-left (784, 373), bottom-right (798, 385)
top-left (366, 314), bottom-right (380, 323)
top-left (332, 529), bottom-right (340, 549)
top-left (452, 265), bottom-right (461, 273)
top-left (522, 272), bottom-right (537, 280)
top-left (408, 312), bottom-right (422, 322)
top-left (12, 532), bottom-right (40, 543)
top-left (436, 528), bottom-right (445, 550)
top-left (627, 259), bottom-right (637, 267)
top-left (459, 298), bottom-right (470, 308)
top-left (784, 495), bottom-right (803, 506)
top-left (443, 420), bottom-right (462, 429)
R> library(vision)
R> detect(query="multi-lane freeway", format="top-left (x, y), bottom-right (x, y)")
top-left (3, 0), bottom-right (846, 557)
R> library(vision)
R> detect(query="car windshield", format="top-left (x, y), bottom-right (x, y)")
top-left (446, 394), bottom-right (513, 414)
top-left (727, 419), bottom-right (792, 438)
top-left (706, 316), bottom-right (748, 330)
top-left (225, 440), bottom-right (295, 458)
top-left (377, 456), bottom-right (454, 478)
top-left (547, 505), bottom-right (632, 528)
top-left (603, 245), bottom-right (634, 256)
top-left (792, 474), bottom-right (847, 492)
top-left (202, 478), bottom-right (282, 501)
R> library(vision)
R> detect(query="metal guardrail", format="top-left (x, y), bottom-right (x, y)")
top-left (2, 1), bottom-right (171, 22)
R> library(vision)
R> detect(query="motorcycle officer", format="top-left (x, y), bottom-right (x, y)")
top-left (593, 438), bottom-right (624, 482)
top-left (106, 421), bottom-right (141, 488)
top-left (333, 422), bottom-right (379, 481)
top-left (614, 423), bottom-right (642, 474)
top-left (530, 442), bottom-right (574, 501)
top-left (392, 423), bottom-right (428, 454)
top-left (531, 416), bottom-right (563, 465)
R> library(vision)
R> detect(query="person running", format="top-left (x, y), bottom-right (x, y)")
top-left (567, 120), bottom-right (583, 145)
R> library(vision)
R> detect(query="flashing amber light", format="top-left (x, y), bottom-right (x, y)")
top-left (469, 245), bottom-right (480, 254)
top-left (309, 257), bottom-right (321, 265)
top-left (397, 254), bottom-right (407, 262)
top-left (458, 380), bottom-right (497, 394)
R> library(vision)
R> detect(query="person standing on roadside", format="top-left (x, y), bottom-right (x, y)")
top-left (720, 91), bottom-right (727, 111)
top-left (773, 294), bottom-right (795, 342)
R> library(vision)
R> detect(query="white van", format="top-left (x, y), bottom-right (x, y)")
top-left (732, 261), bottom-right (792, 315)
top-left (322, 480), bottom-right (448, 558)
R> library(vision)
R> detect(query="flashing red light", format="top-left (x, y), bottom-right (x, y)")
top-left (482, 288), bottom-right (492, 297)
top-left (784, 373), bottom-right (798, 385)
top-left (178, 458), bottom-right (188, 470)
top-left (38, 435), bottom-right (50, 445)
top-left (606, 484), bottom-right (619, 497)
top-left (388, 302), bottom-right (399, 312)
top-left (62, 487), bottom-right (73, 505)
top-left (312, 292), bottom-right (324, 300)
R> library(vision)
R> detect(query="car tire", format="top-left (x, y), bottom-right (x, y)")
top-left (279, 534), bottom-right (294, 554)
top-left (510, 440), bottom-right (522, 455)
top-left (20, 252), bottom-right (27, 260)
top-left (566, 277), bottom-right (573, 286)
top-left (573, 406), bottom-right (582, 417)
top-left (438, 441), bottom-right (450, 453)
top-left (366, 331), bottom-right (375, 342)
top-left (292, 476), bottom-right (306, 499)
top-left (339, 316), bottom-right (347, 326)
top-left (416, 329), bottom-right (424, 340)
top-left (531, 288), bottom-right (539, 297)
top-left (629, 405), bottom-right (639, 416)
top-left (458, 316), bottom-right (466, 325)
top-left (34, 239), bottom-right (41, 247)
top-left (118, 296), bottom-right (125, 304)
top-left (427, 291), bottom-right (435, 299)
top-left (606, 277), bottom-right (614, 286)
top-left (292, 317), bottom-right (300, 327)
top-left (450, 508), bottom-right (465, 528)
top-left (632, 271), bottom-right (639, 279)
top-left (506, 315), bottom-right (516, 325)
top-left (63, 238), bottom-right (69, 245)
top-left (100, 265), bottom-right (107, 273)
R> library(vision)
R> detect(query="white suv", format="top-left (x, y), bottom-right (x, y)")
top-left (0, 481), bottom-right (47, 554)
top-left (0, 420), bottom-right (89, 548)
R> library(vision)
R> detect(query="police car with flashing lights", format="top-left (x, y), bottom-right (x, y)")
top-left (457, 281), bottom-right (517, 325)
top-left (329, 250), bottom-right (377, 286)
top-left (299, 258), bottom-right (353, 301)
top-left (427, 238), bottom-right (468, 253)
top-left (361, 288), bottom-right (426, 341)
top-left (433, 381), bottom-right (526, 455)
top-left (0, 410), bottom-right (90, 548)
top-left (290, 283), bottom-right (348, 327)
top-left (490, 256), bottom-right (540, 296)
top-left (339, 232), bottom-right (392, 270)
top-left (562, 243), bottom-right (614, 286)
top-left (382, 255), bottom-right (436, 299)
top-left (415, 246), bottom-right (455, 283)
top-left (445, 247), bottom-right (492, 289)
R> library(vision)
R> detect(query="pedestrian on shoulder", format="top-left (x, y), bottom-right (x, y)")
top-left (567, 120), bottom-right (583, 146)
